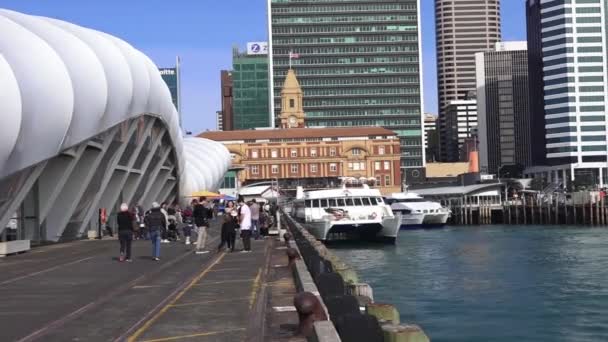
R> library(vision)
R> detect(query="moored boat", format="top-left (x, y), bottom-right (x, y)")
top-left (292, 184), bottom-right (401, 243)
top-left (385, 193), bottom-right (450, 229)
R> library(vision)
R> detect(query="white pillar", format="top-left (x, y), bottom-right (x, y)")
top-left (562, 168), bottom-right (568, 189)
top-left (599, 167), bottom-right (604, 188)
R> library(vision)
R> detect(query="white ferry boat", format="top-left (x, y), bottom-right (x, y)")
top-left (385, 193), bottom-right (450, 229)
top-left (293, 185), bottom-right (401, 243)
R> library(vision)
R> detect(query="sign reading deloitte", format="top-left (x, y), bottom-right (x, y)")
top-left (159, 68), bottom-right (179, 112)
top-left (246, 42), bottom-right (268, 55)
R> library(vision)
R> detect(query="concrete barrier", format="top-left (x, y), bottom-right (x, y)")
top-left (288, 240), bottom-right (340, 342)
top-left (283, 212), bottom-right (431, 342)
top-left (0, 240), bottom-right (30, 256)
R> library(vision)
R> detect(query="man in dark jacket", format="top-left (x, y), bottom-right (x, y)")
top-left (193, 197), bottom-right (213, 254)
top-left (117, 203), bottom-right (134, 262)
top-left (145, 202), bottom-right (166, 261)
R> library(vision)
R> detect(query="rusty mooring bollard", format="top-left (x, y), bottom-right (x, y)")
top-left (283, 232), bottom-right (292, 244)
top-left (286, 247), bottom-right (300, 268)
top-left (293, 292), bottom-right (327, 337)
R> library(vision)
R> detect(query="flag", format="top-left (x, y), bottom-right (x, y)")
top-left (289, 51), bottom-right (300, 59)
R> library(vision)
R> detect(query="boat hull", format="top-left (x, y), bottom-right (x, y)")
top-left (399, 213), bottom-right (449, 230)
top-left (305, 215), bottom-right (401, 244)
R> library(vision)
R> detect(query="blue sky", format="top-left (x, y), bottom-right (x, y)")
top-left (2, 0), bottom-right (526, 133)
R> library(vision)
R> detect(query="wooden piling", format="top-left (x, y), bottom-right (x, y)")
top-left (565, 196), bottom-right (569, 224)
top-left (554, 194), bottom-right (559, 225)
top-left (523, 195), bottom-right (527, 224)
top-left (539, 198), bottom-right (543, 225)
top-left (595, 194), bottom-right (600, 226)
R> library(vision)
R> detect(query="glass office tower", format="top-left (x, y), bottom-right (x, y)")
top-left (525, 0), bottom-right (608, 186)
top-left (232, 47), bottom-right (271, 129)
top-left (268, 0), bottom-right (425, 180)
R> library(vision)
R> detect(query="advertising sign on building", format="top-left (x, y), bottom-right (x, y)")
top-left (159, 68), bottom-right (179, 111)
top-left (246, 42), bottom-right (268, 55)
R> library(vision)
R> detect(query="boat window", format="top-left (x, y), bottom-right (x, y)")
top-left (305, 200), bottom-right (312, 208)
top-left (376, 197), bottom-right (384, 204)
top-left (313, 199), bottom-right (320, 208)
top-left (320, 199), bottom-right (328, 207)
top-left (362, 197), bottom-right (371, 205)
top-left (337, 198), bottom-right (346, 206)
top-left (369, 197), bottom-right (378, 205)
top-left (328, 198), bottom-right (337, 207)
top-left (354, 198), bottom-right (363, 206)
top-left (345, 198), bottom-right (354, 206)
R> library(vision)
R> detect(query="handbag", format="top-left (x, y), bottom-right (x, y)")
top-left (132, 220), bottom-right (140, 232)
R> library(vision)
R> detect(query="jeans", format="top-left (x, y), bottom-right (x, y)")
top-left (195, 225), bottom-right (208, 251)
top-left (241, 229), bottom-right (252, 251)
top-left (251, 219), bottom-right (259, 239)
top-left (119, 231), bottom-right (132, 259)
top-left (150, 230), bottom-right (161, 258)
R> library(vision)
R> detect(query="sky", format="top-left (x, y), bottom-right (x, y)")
top-left (2, 0), bottom-right (527, 133)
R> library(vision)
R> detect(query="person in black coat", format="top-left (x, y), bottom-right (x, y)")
top-left (192, 197), bottom-right (213, 254)
top-left (217, 212), bottom-right (238, 252)
top-left (117, 203), bottom-right (135, 262)
top-left (145, 202), bottom-right (166, 261)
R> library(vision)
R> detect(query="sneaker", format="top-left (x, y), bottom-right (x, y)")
top-left (240, 250), bottom-right (249, 253)
top-left (153, 257), bottom-right (160, 261)
top-left (126, 259), bottom-right (132, 263)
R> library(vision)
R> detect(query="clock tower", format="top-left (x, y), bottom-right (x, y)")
top-left (279, 69), bottom-right (305, 129)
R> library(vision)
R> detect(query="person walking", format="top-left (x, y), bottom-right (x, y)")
top-left (239, 198), bottom-right (252, 252)
top-left (229, 210), bottom-right (238, 251)
top-left (217, 213), bottom-right (238, 252)
top-left (160, 202), bottom-right (170, 243)
top-left (193, 197), bottom-right (213, 254)
top-left (145, 202), bottom-right (166, 261)
top-left (182, 205), bottom-right (194, 245)
top-left (117, 203), bottom-right (135, 262)
top-left (250, 199), bottom-right (260, 240)
top-left (225, 200), bottom-right (235, 215)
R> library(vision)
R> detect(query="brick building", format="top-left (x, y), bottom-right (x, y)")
top-left (200, 69), bottom-right (402, 194)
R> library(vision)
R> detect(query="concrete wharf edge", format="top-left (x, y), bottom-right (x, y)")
top-left (282, 212), bottom-right (431, 342)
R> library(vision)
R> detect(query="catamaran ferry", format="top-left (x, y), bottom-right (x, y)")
top-left (385, 192), bottom-right (450, 229)
top-left (292, 184), bottom-right (401, 243)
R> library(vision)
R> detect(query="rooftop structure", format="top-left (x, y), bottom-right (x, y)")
top-left (0, 9), bottom-right (230, 243)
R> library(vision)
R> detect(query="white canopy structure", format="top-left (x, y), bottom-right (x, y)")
top-left (0, 9), bottom-right (230, 242)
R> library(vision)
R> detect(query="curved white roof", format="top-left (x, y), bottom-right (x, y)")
top-left (0, 9), bottom-right (229, 197)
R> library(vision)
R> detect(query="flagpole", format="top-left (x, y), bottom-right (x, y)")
top-left (289, 50), bottom-right (292, 69)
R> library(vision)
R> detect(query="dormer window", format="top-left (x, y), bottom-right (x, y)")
top-left (289, 98), bottom-right (295, 108)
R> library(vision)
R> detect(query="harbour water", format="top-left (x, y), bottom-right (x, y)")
top-left (330, 225), bottom-right (608, 342)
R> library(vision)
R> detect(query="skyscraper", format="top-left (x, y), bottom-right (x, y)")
top-left (220, 70), bottom-right (233, 131)
top-left (444, 98), bottom-right (478, 161)
top-left (232, 46), bottom-right (270, 129)
top-left (476, 42), bottom-right (532, 175)
top-left (159, 56), bottom-right (181, 125)
top-left (435, 0), bottom-right (501, 161)
top-left (268, 0), bottom-right (425, 181)
top-left (526, 0), bottom-right (608, 187)
top-left (423, 114), bottom-right (438, 162)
